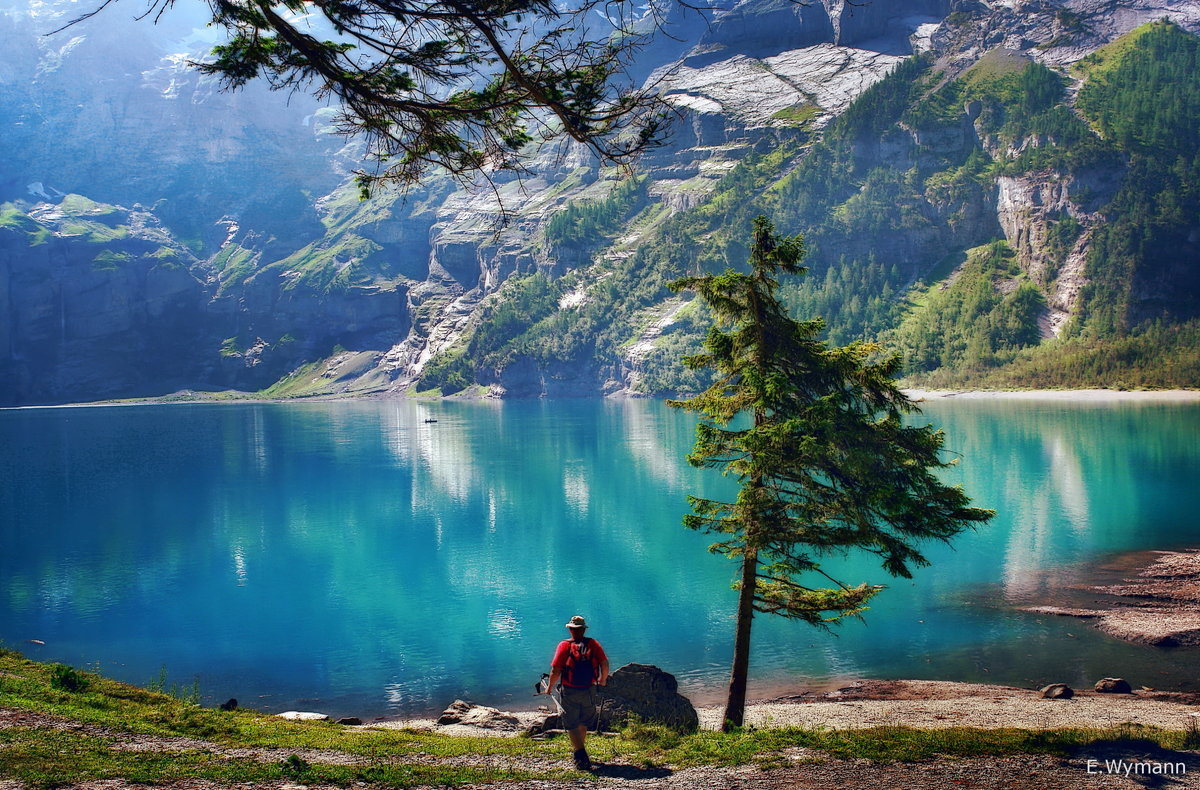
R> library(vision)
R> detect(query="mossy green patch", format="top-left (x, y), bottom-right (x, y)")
top-left (91, 250), bottom-right (133, 271)
top-left (771, 103), bottom-right (821, 128)
top-left (266, 235), bottom-right (386, 294)
top-left (211, 244), bottom-right (260, 295)
top-left (961, 47), bottom-right (1029, 88)
top-left (1071, 20), bottom-right (1168, 80)
top-left (0, 203), bottom-right (30, 229)
top-left (59, 194), bottom-right (119, 218)
top-left (61, 220), bottom-right (130, 244)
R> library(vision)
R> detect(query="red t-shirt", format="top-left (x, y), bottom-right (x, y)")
top-left (551, 637), bottom-right (608, 688)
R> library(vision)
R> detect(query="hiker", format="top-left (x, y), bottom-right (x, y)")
top-left (544, 615), bottom-right (609, 771)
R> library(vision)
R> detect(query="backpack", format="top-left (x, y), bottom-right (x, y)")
top-left (563, 637), bottom-right (597, 687)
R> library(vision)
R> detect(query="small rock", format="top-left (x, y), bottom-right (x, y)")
top-left (437, 699), bottom-right (473, 725)
top-left (436, 700), bottom-right (520, 730)
top-left (1040, 684), bottom-right (1074, 699)
top-left (219, 698), bottom-right (238, 711)
top-left (336, 717), bottom-right (363, 726)
top-left (277, 711), bottom-right (329, 721)
top-left (527, 713), bottom-right (562, 735)
top-left (1094, 677), bottom-right (1133, 694)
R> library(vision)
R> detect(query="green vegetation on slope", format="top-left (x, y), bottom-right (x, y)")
top-left (892, 241), bottom-right (1045, 375)
top-left (418, 272), bottom-right (565, 394)
top-left (2, 649), bottom-right (1197, 789)
top-left (542, 174), bottom-right (649, 252)
top-left (1074, 20), bottom-right (1200, 156)
top-left (779, 22), bottom-right (1199, 388)
top-left (905, 319), bottom-right (1200, 390)
top-left (385, 22), bottom-right (1200, 394)
top-left (419, 145), bottom-right (798, 394)
top-left (1072, 21), bottom-right (1200, 331)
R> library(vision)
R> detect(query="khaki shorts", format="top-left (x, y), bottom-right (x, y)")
top-left (559, 685), bottom-right (596, 730)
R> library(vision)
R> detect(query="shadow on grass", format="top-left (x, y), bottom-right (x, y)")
top-left (1070, 738), bottom-right (1200, 788)
top-left (591, 763), bottom-right (673, 780)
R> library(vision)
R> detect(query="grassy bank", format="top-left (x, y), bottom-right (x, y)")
top-left (1, 648), bottom-right (1196, 788)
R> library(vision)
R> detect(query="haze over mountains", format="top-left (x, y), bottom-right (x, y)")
top-left (2, 0), bottom-right (1199, 406)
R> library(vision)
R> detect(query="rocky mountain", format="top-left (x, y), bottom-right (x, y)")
top-left (2, 0), bottom-right (1199, 405)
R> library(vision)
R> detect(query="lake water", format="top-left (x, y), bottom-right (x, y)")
top-left (2, 398), bottom-right (1199, 718)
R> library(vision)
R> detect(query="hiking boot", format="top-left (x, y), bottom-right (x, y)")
top-left (572, 748), bottom-right (592, 771)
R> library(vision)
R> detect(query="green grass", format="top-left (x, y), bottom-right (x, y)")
top-left (961, 47), bottom-right (1029, 87)
top-left (211, 244), bottom-right (261, 295)
top-left (1, 205), bottom-right (53, 246)
top-left (91, 250), bottom-right (133, 271)
top-left (0, 729), bottom-right (544, 789)
top-left (58, 194), bottom-right (118, 218)
top-left (0, 203), bottom-right (30, 229)
top-left (265, 235), bottom-right (385, 294)
top-left (60, 220), bottom-right (129, 244)
top-left (1, 649), bottom-right (1195, 788)
top-left (771, 103), bottom-right (821, 128)
top-left (1071, 20), bottom-right (1165, 80)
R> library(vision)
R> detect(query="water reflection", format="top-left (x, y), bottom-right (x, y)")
top-left (1, 399), bottom-right (1199, 716)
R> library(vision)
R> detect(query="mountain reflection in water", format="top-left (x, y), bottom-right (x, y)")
top-left (1, 398), bottom-right (1198, 718)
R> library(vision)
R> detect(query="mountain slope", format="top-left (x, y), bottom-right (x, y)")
top-left (2, 0), bottom-right (1199, 405)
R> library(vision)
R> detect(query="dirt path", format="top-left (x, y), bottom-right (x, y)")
top-left (9, 752), bottom-right (1200, 790)
top-left (472, 751), bottom-right (1200, 789)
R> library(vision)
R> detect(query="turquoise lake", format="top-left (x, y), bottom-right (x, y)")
top-left (2, 398), bottom-right (1199, 718)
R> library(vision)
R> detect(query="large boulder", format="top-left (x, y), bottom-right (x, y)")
top-left (596, 664), bottom-right (699, 733)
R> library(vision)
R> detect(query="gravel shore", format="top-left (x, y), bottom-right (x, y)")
top-left (706, 679), bottom-right (1200, 731)
top-left (383, 678), bottom-right (1200, 735)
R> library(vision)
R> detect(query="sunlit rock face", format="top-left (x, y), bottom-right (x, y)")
top-left (662, 45), bottom-right (906, 128)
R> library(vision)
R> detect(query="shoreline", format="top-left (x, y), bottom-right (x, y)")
top-left (1024, 548), bottom-right (1200, 647)
top-left (904, 388), bottom-right (1200, 402)
top-left (4, 387), bottom-right (1200, 410)
top-left (375, 678), bottom-right (1200, 736)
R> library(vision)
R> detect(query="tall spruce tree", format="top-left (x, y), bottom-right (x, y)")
top-left (668, 216), bottom-right (994, 730)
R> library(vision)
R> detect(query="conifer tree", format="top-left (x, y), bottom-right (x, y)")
top-left (668, 216), bottom-right (993, 730)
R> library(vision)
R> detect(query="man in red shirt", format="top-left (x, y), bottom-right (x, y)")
top-left (545, 615), bottom-right (610, 771)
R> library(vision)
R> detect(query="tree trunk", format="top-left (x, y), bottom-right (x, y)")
top-left (722, 547), bottom-right (758, 730)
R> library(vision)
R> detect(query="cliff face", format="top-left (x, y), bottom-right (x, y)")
top-left (2, 0), bottom-right (1199, 404)
top-left (0, 199), bottom-right (216, 402)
